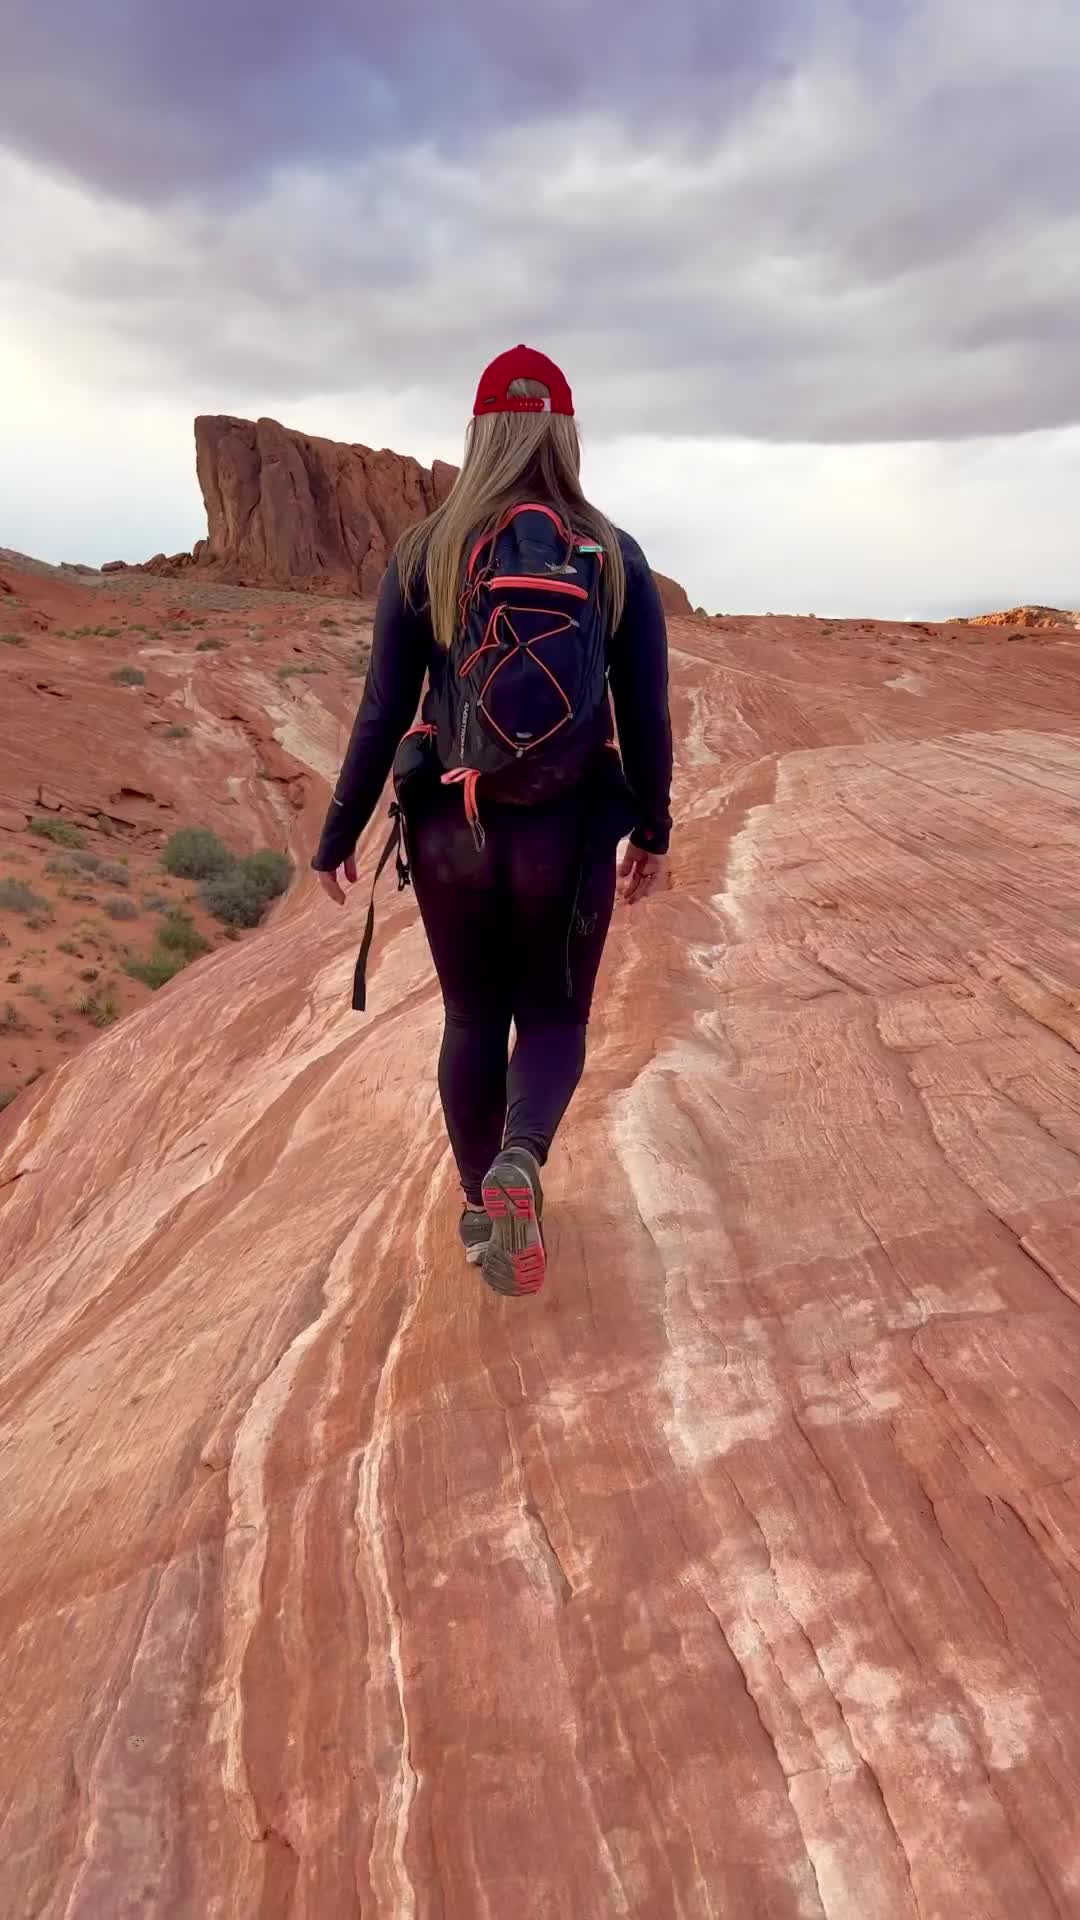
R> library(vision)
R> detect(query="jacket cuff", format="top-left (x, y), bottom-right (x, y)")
top-left (631, 823), bottom-right (670, 856)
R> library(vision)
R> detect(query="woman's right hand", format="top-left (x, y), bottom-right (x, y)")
top-left (317, 855), bottom-right (358, 905)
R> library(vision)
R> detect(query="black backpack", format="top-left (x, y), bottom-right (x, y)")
top-left (427, 502), bottom-right (610, 841)
top-left (352, 503), bottom-right (612, 1011)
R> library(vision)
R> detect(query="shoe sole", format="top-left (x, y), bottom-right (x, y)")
top-left (463, 1242), bottom-right (487, 1268)
top-left (482, 1168), bottom-right (546, 1297)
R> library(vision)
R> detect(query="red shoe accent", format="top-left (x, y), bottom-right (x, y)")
top-left (512, 1247), bottom-right (546, 1293)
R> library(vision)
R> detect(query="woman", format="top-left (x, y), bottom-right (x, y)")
top-left (313, 344), bottom-right (672, 1298)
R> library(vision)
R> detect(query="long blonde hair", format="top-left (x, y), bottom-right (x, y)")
top-left (397, 377), bottom-right (626, 648)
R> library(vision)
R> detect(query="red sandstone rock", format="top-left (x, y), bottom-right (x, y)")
top-left (145, 415), bottom-right (693, 610)
top-left (4, 588), bottom-right (1080, 1914)
top-left (652, 568), bottom-right (693, 616)
top-left (969, 604), bottom-right (1079, 629)
top-left (151, 415), bottom-right (457, 595)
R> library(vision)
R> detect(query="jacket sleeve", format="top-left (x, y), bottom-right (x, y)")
top-left (311, 558), bottom-right (431, 872)
top-left (607, 535), bottom-right (674, 855)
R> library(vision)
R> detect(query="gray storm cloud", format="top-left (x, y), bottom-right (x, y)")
top-left (4, 0), bottom-right (1080, 444)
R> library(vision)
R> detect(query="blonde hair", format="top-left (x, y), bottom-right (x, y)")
top-left (397, 377), bottom-right (627, 648)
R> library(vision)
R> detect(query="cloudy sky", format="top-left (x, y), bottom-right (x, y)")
top-left (3, 0), bottom-right (1080, 616)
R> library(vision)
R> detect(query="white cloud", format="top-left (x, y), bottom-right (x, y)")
top-left (3, 1), bottom-right (1080, 611)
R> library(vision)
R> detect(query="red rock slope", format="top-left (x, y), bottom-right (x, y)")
top-left (5, 609), bottom-right (1080, 1915)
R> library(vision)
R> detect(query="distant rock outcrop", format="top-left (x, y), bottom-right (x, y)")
top-left (968, 604), bottom-right (1080, 629)
top-left (652, 571), bottom-right (693, 617)
top-left (146, 416), bottom-right (458, 596)
top-left (143, 415), bottom-right (694, 610)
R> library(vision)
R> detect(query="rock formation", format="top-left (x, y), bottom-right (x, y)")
top-left (144, 415), bottom-right (694, 609)
top-left (146, 415), bottom-right (458, 595)
top-left (652, 569), bottom-right (693, 616)
top-left (968, 604), bottom-right (1080, 629)
top-left (6, 586), bottom-right (1080, 1914)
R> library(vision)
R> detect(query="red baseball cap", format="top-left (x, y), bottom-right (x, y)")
top-left (473, 344), bottom-right (574, 417)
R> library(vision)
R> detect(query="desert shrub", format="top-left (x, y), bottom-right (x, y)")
top-left (0, 633), bottom-right (28, 648)
top-left (163, 724), bottom-right (190, 739)
top-left (240, 849), bottom-right (292, 902)
top-left (198, 868), bottom-right (265, 928)
top-left (112, 665), bottom-right (145, 686)
top-left (104, 896), bottom-right (138, 920)
top-left (0, 879), bottom-right (50, 915)
top-left (30, 817), bottom-right (85, 849)
top-left (0, 1002), bottom-right (32, 1035)
top-left (57, 938), bottom-right (80, 956)
top-left (195, 637), bottom-right (223, 652)
top-left (162, 827), bottom-right (233, 881)
top-left (75, 989), bottom-right (119, 1027)
top-left (156, 910), bottom-right (210, 960)
top-left (73, 850), bottom-right (103, 875)
top-left (96, 861), bottom-right (129, 887)
top-left (0, 1087), bottom-right (17, 1110)
top-left (142, 892), bottom-right (170, 912)
top-left (79, 968), bottom-right (99, 982)
top-left (125, 949), bottom-right (188, 990)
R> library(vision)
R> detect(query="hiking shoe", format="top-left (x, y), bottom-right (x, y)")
top-left (459, 1207), bottom-right (493, 1267)
top-left (481, 1148), bottom-right (546, 1297)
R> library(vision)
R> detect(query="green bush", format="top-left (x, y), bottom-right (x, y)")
top-left (162, 827), bottom-right (233, 881)
top-left (240, 849), bottom-right (292, 902)
top-left (0, 879), bottom-right (50, 915)
top-left (198, 868), bottom-right (265, 928)
top-left (104, 896), bottom-right (138, 920)
top-left (156, 910), bottom-right (210, 959)
top-left (125, 949), bottom-right (188, 990)
top-left (111, 665), bottom-right (145, 687)
top-left (30, 817), bottom-right (85, 849)
top-left (0, 633), bottom-right (28, 648)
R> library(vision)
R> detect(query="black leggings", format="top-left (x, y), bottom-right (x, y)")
top-left (409, 781), bottom-right (618, 1205)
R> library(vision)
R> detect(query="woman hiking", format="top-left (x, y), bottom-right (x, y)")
top-left (313, 345), bottom-right (673, 1298)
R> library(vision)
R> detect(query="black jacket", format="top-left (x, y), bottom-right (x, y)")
top-left (312, 527), bottom-right (673, 872)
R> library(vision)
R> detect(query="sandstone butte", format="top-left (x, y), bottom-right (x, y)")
top-left (127, 413), bottom-right (696, 614)
top-left (5, 545), bottom-right (1080, 1918)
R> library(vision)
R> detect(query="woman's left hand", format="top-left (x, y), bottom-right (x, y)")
top-left (317, 855), bottom-right (358, 905)
top-left (618, 847), bottom-right (669, 905)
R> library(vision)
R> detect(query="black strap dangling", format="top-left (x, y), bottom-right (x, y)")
top-left (351, 806), bottom-right (405, 1012)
